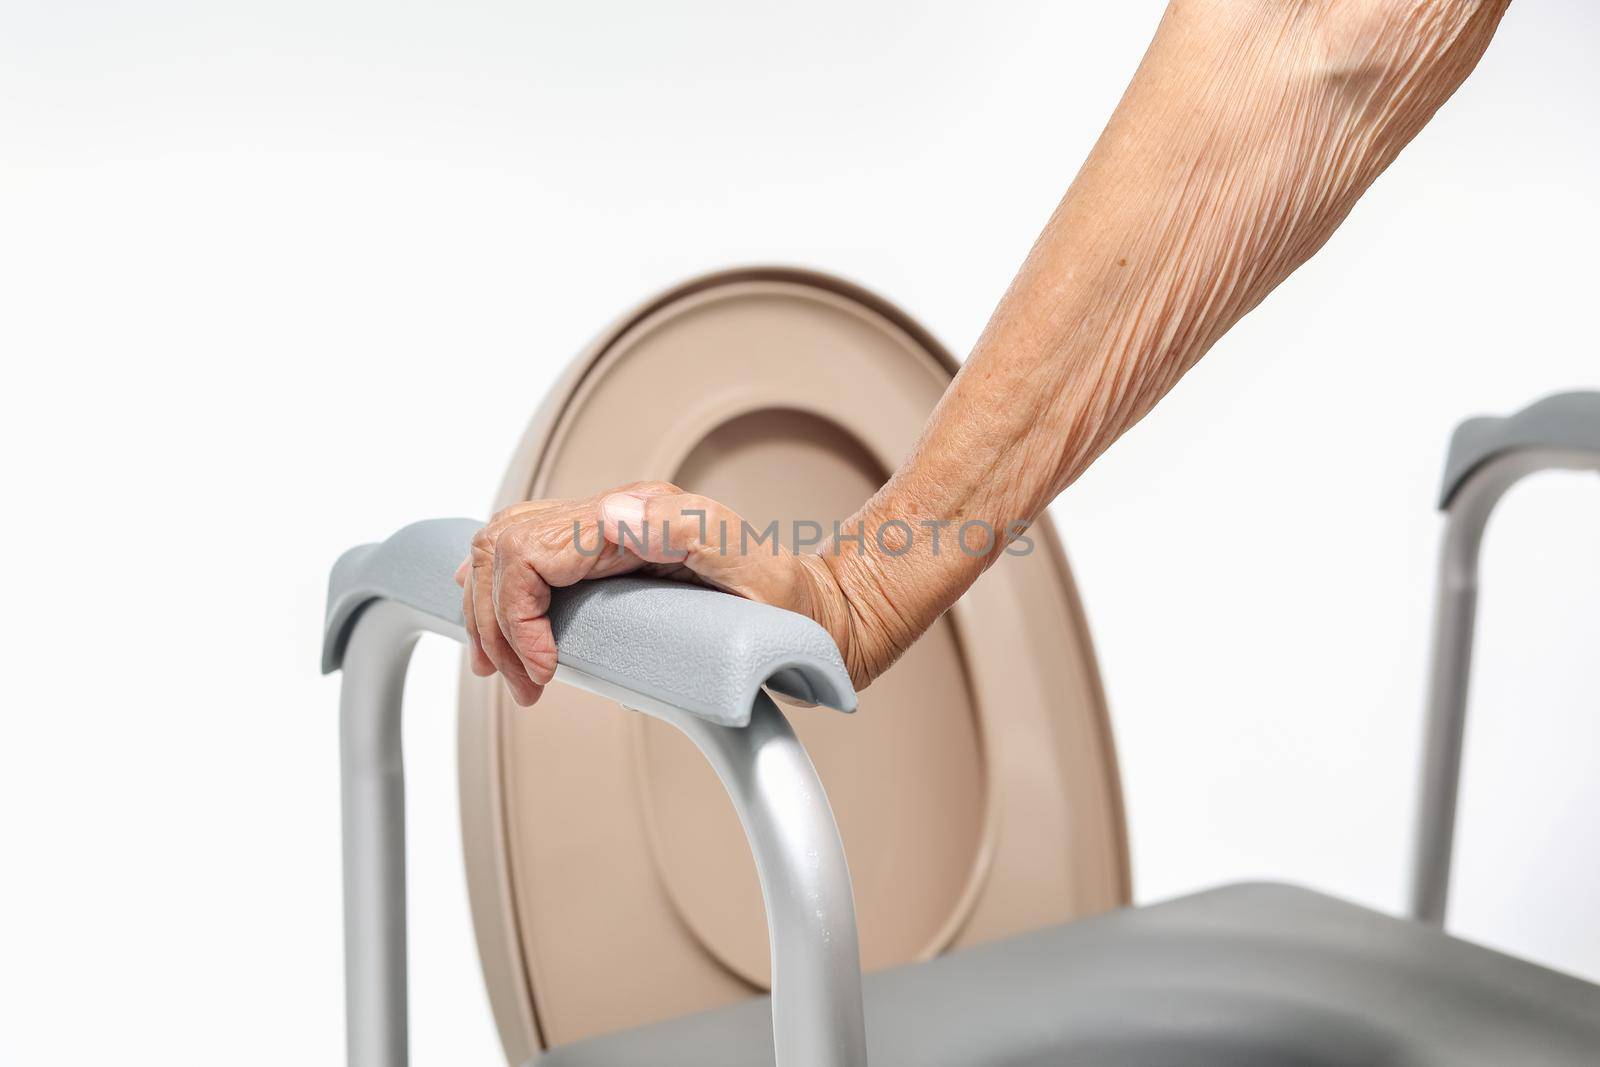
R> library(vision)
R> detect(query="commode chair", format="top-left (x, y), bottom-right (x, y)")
top-left (323, 268), bottom-right (1600, 1065)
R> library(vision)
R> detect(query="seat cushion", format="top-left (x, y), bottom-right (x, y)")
top-left (538, 882), bottom-right (1600, 1066)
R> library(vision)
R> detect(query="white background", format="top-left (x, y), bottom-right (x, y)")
top-left (2, 2), bottom-right (1596, 1063)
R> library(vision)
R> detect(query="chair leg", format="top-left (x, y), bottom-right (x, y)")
top-left (340, 601), bottom-right (424, 1067)
top-left (1410, 516), bottom-right (1482, 926)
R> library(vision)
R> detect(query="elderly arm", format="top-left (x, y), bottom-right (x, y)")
top-left (803, 0), bottom-right (1509, 681)
top-left (463, 0), bottom-right (1510, 703)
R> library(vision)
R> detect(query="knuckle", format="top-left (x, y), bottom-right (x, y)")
top-left (495, 523), bottom-right (539, 562)
top-left (497, 523), bottom-right (553, 566)
top-left (534, 520), bottom-right (572, 554)
top-left (492, 500), bottom-right (545, 523)
top-left (485, 631), bottom-right (516, 660)
top-left (488, 503), bottom-right (523, 524)
top-left (507, 623), bottom-right (548, 654)
top-left (525, 649), bottom-right (558, 681)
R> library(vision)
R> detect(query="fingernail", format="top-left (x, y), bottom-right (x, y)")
top-left (601, 492), bottom-right (647, 535)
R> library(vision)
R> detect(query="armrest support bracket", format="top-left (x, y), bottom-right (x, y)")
top-left (1410, 392), bottom-right (1600, 926)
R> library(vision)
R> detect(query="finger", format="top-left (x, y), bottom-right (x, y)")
top-left (492, 526), bottom-right (558, 687)
top-left (469, 529), bottom-right (540, 705)
top-left (461, 549), bottom-right (493, 676)
top-left (454, 557), bottom-right (470, 586)
top-left (601, 491), bottom-right (802, 607)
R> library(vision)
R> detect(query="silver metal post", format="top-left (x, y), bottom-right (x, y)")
top-left (1409, 449), bottom-right (1600, 925)
top-left (339, 600), bottom-right (463, 1067)
top-left (339, 602), bottom-right (418, 1067)
top-left (335, 598), bottom-right (867, 1067)
top-left (652, 691), bottom-right (867, 1067)
top-left (1410, 489), bottom-right (1494, 927)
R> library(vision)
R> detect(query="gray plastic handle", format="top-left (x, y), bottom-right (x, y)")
top-left (321, 517), bottom-right (857, 726)
top-left (1438, 391), bottom-right (1600, 507)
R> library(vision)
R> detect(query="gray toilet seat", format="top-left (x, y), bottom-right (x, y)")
top-left (538, 882), bottom-right (1600, 1066)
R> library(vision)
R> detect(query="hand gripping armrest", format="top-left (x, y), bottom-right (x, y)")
top-left (324, 518), bottom-right (867, 1067)
top-left (321, 517), bottom-right (857, 725)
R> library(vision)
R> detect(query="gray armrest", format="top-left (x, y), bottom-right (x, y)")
top-left (1439, 391), bottom-right (1600, 507)
top-left (321, 517), bottom-right (857, 726)
top-left (322, 517), bottom-right (482, 671)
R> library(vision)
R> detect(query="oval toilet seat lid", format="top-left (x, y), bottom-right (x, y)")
top-left (458, 267), bottom-right (1130, 1057)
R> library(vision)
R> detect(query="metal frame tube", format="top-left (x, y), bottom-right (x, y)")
top-left (655, 692), bottom-right (867, 1067)
top-left (1409, 449), bottom-right (1600, 925)
top-left (336, 602), bottom-right (866, 1067)
top-left (339, 600), bottom-right (457, 1067)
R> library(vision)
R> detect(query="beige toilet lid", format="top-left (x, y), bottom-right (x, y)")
top-left (458, 268), bottom-right (1130, 1062)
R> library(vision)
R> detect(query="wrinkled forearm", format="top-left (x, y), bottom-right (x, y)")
top-left (818, 0), bottom-right (1510, 684)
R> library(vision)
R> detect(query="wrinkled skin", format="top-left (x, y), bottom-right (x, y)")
top-left (458, 482), bottom-right (859, 704)
top-left (462, 0), bottom-right (1511, 706)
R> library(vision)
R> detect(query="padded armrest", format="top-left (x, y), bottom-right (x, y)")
top-left (1439, 391), bottom-right (1600, 507)
top-left (321, 518), bottom-right (857, 726)
top-left (323, 517), bottom-right (482, 669)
